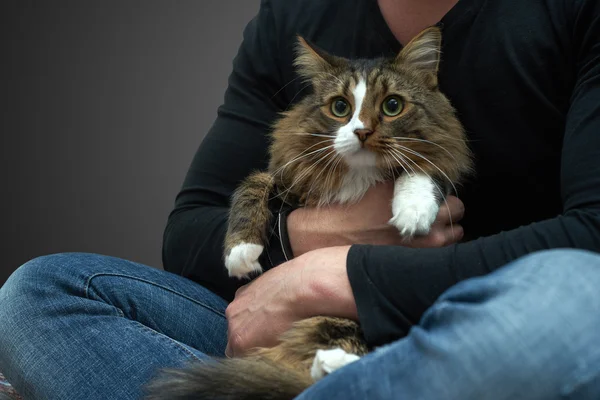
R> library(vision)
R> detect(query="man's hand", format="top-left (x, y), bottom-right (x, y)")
top-left (287, 181), bottom-right (465, 257)
top-left (225, 246), bottom-right (354, 357)
top-left (224, 186), bottom-right (466, 357)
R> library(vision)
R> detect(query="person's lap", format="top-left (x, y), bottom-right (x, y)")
top-left (0, 253), bottom-right (228, 400)
top-left (296, 249), bottom-right (600, 400)
top-left (2, 249), bottom-right (600, 400)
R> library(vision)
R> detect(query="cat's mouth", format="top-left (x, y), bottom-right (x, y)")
top-left (343, 147), bottom-right (378, 168)
top-left (333, 131), bottom-right (379, 168)
top-left (358, 140), bottom-right (379, 154)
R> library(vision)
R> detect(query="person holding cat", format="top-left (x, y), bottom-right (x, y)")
top-left (2, 0), bottom-right (600, 399)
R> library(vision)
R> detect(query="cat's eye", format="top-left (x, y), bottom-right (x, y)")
top-left (331, 98), bottom-right (351, 118)
top-left (382, 96), bottom-right (404, 117)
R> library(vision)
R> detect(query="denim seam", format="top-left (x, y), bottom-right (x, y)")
top-left (83, 273), bottom-right (205, 362)
top-left (130, 320), bottom-right (202, 362)
top-left (83, 273), bottom-right (226, 318)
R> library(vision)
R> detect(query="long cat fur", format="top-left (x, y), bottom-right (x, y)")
top-left (145, 26), bottom-right (472, 400)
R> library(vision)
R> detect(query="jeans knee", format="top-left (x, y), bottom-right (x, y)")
top-left (509, 248), bottom-right (600, 292)
top-left (439, 248), bottom-right (600, 320)
top-left (2, 254), bottom-right (75, 298)
top-left (519, 247), bottom-right (600, 267)
top-left (0, 254), bottom-right (94, 351)
top-left (0, 253), bottom-right (94, 328)
top-left (0, 256), bottom-right (60, 358)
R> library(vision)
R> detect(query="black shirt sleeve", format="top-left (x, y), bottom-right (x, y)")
top-left (348, 0), bottom-right (600, 347)
top-left (162, 0), bottom-right (287, 301)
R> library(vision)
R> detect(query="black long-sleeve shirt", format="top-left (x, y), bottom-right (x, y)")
top-left (163, 0), bottom-right (600, 346)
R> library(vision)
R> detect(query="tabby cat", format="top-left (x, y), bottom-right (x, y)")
top-left (146, 26), bottom-right (472, 400)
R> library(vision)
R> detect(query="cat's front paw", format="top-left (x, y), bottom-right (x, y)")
top-left (389, 199), bottom-right (439, 238)
top-left (225, 243), bottom-right (264, 279)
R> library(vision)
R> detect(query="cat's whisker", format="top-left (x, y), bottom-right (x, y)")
top-left (390, 147), bottom-right (445, 190)
top-left (274, 149), bottom-right (330, 184)
top-left (390, 137), bottom-right (457, 162)
top-left (286, 82), bottom-right (313, 110)
top-left (391, 144), bottom-right (458, 197)
top-left (274, 162), bottom-right (316, 202)
top-left (400, 153), bottom-right (417, 176)
top-left (305, 150), bottom-right (340, 202)
top-left (271, 75), bottom-right (303, 99)
top-left (387, 145), bottom-right (452, 222)
top-left (321, 72), bottom-right (346, 87)
top-left (325, 153), bottom-right (343, 204)
top-left (274, 148), bottom-right (336, 204)
top-left (385, 149), bottom-right (457, 238)
top-left (291, 120), bottom-right (339, 138)
top-left (271, 143), bottom-right (337, 179)
top-left (276, 132), bottom-right (337, 138)
top-left (306, 151), bottom-right (337, 198)
top-left (319, 153), bottom-right (344, 206)
top-left (286, 133), bottom-right (336, 140)
top-left (382, 154), bottom-right (392, 179)
top-left (270, 149), bottom-right (334, 202)
top-left (382, 143), bottom-right (416, 176)
top-left (276, 152), bottom-right (334, 211)
top-left (382, 153), bottom-right (397, 181)
top-left (384, 149), bottom-right (413, 178)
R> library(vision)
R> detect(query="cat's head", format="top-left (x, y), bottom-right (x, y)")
top-left (270, 27), bottom-right (471, 202)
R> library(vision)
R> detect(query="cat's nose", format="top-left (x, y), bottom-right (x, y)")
top-left (354, 129), bottom-right (374, 142)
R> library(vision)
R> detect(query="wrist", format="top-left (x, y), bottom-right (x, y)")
top-left (287, 208), bottom-right (350, 257)
top-left (287, 208), bottom-right (309, 257)
top-left (295, 246), bottom-right (358, 320)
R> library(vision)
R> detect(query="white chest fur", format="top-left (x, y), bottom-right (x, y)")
top-left (333, 167), bottom-right (383, 204)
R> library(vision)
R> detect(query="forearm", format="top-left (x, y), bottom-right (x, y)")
top-left (162, 0), bottom-right (285, 299)
top-left (286, 182), bottom-right (397, 257)
top-left (289, 246), bottom-right (359, 320)
top-left (287, 187), bottom-right (464, 258)
top-left (287, 208), bottom-right (360, 257)
top-left (162, 206), bottom-right (244, 301)
top-left (348, 209), bottom-right (600, 346)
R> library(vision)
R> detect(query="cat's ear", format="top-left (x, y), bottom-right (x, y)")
top-left (397, 26), bottom-right (442, 80)
top-left (294, 36), bottom-right (341, 80)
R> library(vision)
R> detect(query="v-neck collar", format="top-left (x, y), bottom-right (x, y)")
top-left (369, 0), bottom-right (484, 52)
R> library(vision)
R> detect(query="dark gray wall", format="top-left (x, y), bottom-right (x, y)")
top-left (1, 1), bottom-right (261, 285)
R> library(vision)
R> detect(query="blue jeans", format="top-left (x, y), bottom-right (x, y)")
top-left (1, 249), bottom-right (600, 399)
top-left (0, 253), bottom-right (228, 399)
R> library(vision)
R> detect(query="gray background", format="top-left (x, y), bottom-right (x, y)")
top-left (1, 1), bottom-right (261, 286)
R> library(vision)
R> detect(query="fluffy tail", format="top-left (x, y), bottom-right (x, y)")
top-left (144, 358), bottom-right (312, 400)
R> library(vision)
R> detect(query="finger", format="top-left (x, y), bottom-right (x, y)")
top-left (226, 331), bottom-right (247, 358)
top-left (234, 283), bottom-right (250, 298)
top-left (442, 223), bottom-right (464, 245)
top-left (403, 223), bottom-right (463, 248)
top-left (435, 195), bottom-right (465, 225)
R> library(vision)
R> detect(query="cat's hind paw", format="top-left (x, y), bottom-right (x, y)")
top-left (225, 243), bottom-right (264, 279)
top-left (310, 348), bottom-right (361, 382)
